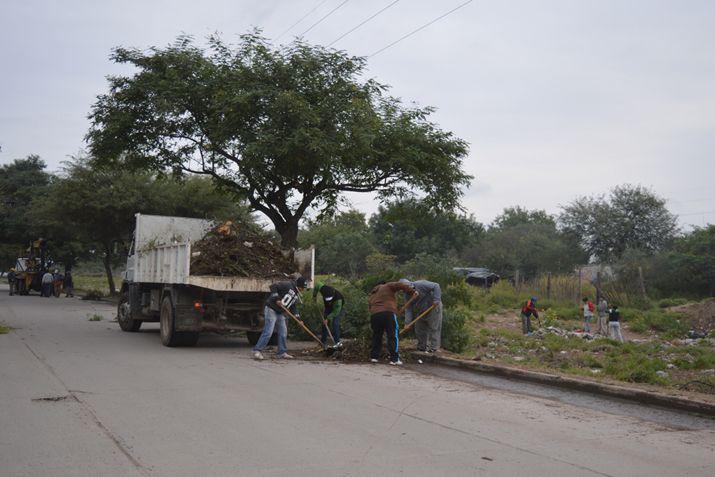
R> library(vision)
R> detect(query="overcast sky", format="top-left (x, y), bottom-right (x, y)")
top-left (1, 0), bottom-right (714, 229)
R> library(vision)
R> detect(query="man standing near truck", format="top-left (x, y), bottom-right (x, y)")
top-left (253, 276), bottom-right (307, 360)
top-left (313, 282), bottom-right (345, 347)
top-left (7, 268), bottom-right (16, 296)
top-left (400, 278), bottom-right (443, 352)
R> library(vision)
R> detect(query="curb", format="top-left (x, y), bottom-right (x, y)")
top-left (412, 352), bottom-right (715, 417)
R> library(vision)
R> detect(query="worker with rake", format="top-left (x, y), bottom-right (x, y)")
top-left (368, 280), bottom-right (418, 365)
top-left (313, 282), bottom-right (345, 348)
top-left (399, 279), bottom-right (443, 353)
top-left (252, 276), bottom-right (308, 361)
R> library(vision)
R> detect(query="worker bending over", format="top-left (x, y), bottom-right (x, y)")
top-left (400, 279), bottom-right (443, 352)
top-left (253, 276), bottom-right (307, 361)
top-left (521, 297), bottom-right (539, 335)
top-left (368, 281), bottom-right (418, 365)
top-left (313, 282), bottom-right (345, 347)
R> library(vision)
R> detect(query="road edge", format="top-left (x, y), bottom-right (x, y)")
top-left (412, 352), bottom-right (715, 417)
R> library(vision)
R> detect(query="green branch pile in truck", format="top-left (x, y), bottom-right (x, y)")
top-left (117, 214), bottom-right (314, 347)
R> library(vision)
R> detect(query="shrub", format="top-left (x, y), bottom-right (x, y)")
top-left (441, 306), bottom-right (470, 353)
top-left (657, 298), bottom-right (688, 308)
top-left (81, 289), bottom-right (105, 301)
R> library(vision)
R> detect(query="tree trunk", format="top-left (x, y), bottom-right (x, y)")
top-left (103, 244), bottom-right (116, 295)
top-left (275, 218), bottom-right (300, 249)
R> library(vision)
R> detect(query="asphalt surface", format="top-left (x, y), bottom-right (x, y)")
top-left (1, 285), bottom-right (714, 477)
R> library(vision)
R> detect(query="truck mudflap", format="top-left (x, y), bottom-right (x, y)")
top-left (174, 304), bottom-right (202, 332)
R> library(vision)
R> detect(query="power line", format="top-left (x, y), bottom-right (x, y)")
top-left (276, 0), bottom-right (331, 41)
top-left (676, 210), bottom-right (715, 217)
top-left (300, 0), bottom-right (351, 37)
top-left (368, 0), bottom-right (474, 57)
top-left (327, 0), bottom-right (401, 47)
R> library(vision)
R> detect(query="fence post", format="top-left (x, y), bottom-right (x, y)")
top-left (576, 267), bottom-right (582, 305)
top-left (638, 266), bottom-right (647, 299)
top-left (546, 272), bottom-right (552, 301)
top-left (514, 269), bottom-right (521, 296)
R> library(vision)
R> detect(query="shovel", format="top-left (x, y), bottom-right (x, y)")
top-left (279, 304), bottom-right (325, 348)
top-left (322, 319), bottom-right (342, 357)
top-left (400, 303), bottom-right (438, 335)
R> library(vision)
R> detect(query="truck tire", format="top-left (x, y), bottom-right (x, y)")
top-left (246, 331), bottom-right (261, 346)
top-left (160, 295), bottom-right (199, 347)
top-left (246, 331), bottom-right (278, 346)
top-left (117, 294), bottom-right (142, 332)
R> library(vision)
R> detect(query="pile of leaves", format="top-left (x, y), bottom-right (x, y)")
top-left (190, 222), bottom-right (296, 278)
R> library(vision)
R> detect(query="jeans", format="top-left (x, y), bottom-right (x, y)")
top-left (521, 313), bottom-right (532, 334)
top-left (253, 306), bottom-right (287, 355)
top-left (321, 308), bottom-right (344, 344)
top-left (608, 322), bottom-right (624, 343)
top-left (584, 314), bottom-right (593, 332)
top-left (42, 283), bottom-right (52, 297)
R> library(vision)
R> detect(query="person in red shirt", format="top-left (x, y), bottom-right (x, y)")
top-left (521, 297), bottom-right (539, 335)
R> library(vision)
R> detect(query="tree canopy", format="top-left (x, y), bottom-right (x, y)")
top-left (559, 184), bottom-right (678, 262)
top-left (465, 207), bottom-right (586, 278)
top-left (369, 198), bottom-right (483, 262)
top-left (86, 33), bottom-right (471, 247)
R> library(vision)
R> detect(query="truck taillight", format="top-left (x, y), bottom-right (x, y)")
top-left (193, 301), bottom-right (204, 311)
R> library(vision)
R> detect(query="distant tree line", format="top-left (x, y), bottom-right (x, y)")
top-left (2, 155), bottom-right (712, 299)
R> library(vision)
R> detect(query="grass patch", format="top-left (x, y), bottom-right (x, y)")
top-left (81, 289), bottom-right (106, 301)
top-left (74, 274), bottom-right (111, 295)
top-left (87, 314), bottom-right (103, 322)
top-left (465, 328), bottom-right (715, 387)
top-left (0, 324), bottom-right (11, 334)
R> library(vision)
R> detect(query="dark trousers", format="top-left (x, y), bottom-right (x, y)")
top-left (370, 311), bottom-right (399, 362)
top-left (42, 283), bottom-right (52, 297)
top-left (321, 309), bottom-right (344, 343)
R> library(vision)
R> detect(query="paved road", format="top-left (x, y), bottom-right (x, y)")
top-left (1, 286), bottom-right (714, 477)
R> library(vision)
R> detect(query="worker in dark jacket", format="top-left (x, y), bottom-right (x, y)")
top-left (400, 279), bottom-right (443, 352)
top-left (313, 282), bottom-right (345, 347)
top-left (7, 268), bottom-right (16, 296)
top-left (368, 281), bottom-right (418, 365)
top-left (521, 297), bottom-right (539, 335)
top-left (253, 276), bottom-right (307, 361)
top-left (64, 271), bottom-right (74, 297)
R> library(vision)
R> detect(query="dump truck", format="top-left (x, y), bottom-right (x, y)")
top-left (118, 214), bottom-right (314, 347)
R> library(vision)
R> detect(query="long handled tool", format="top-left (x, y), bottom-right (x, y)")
top-left (398, 293), bottom-right (419, 316)
top-left (279, 304), bottom-right (324, 347)
top-left (322, 319), bottom-right (343, 357)
top-left (400, 303), bottom-right (438, 335)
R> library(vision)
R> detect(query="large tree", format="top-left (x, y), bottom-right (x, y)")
top-left (87, 33), bottom-right (471, 247)
top-left (559, 184), bottom-right (678, 262)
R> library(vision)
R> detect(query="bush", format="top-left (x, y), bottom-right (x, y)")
top-left (624, 309), bottom-right (688, 337)
top-left (441, 306), bottom-right (470, 353)
top-left (81, 289), bottom-right (105, 301)
top-left (657, 298), bottom-right (688, 308)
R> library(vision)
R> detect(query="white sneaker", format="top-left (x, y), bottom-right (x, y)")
top-left (253, 351), bottom-right (264, 360)
top-left (370, 358), bottom-right (379, 363)
top-left (277, 353), bottom-right (294, 359)
top-left (389, 360), bottom-right (403, 366)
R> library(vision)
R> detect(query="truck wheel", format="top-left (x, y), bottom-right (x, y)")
top-left (117, 294), bottom-right (142, 332)
top-left (246, 331), bottom-right (278, 346)
top-left (160, 295), bottom-right (199, 347)
top-left (246, 331), bottom-right (261, 346)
